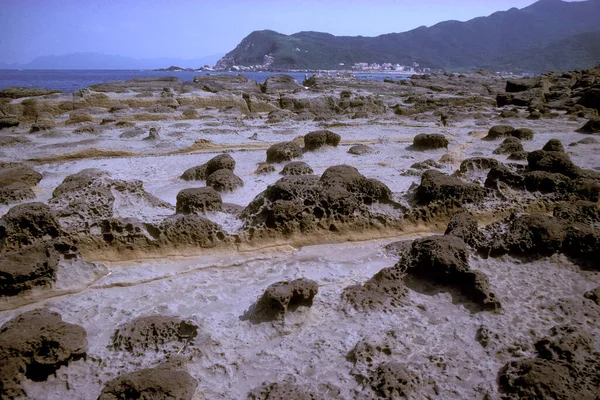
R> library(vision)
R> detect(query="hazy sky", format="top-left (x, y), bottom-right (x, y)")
top-left (1, 0), bottom-right (553, 63)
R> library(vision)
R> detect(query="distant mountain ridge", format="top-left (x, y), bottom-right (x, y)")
top-left (217, 0), bottom-right (600, 72)
top-left (0, 52), bottom-right (224, 70)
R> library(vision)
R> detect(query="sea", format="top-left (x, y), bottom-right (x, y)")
top-left (0, 70), bottom-right (410, 93)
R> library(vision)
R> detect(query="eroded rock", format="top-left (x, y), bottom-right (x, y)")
top-left (266, 141), bottom-right (303, 163)
top-left (303, 129), bottom-right (341, 151)
top-left (280, 161), bottom-right (314, 176)
top-left (412, 133), bottom-right (449, 150)
top-left (248, 278), bottom-right (318, 323)
top-left (176, 187), bottom-right (222, 214)
top-left (98, 367), bottom-right (197, 400)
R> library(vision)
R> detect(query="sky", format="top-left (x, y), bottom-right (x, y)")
top-left (0, 0), bottom-right (561, 64)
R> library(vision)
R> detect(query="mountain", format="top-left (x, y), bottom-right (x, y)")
top-left (0, 52), bottom-right (224, 70)
top-left (217, 0), bottom-right (600, 72)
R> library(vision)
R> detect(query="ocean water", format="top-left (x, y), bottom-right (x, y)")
top-left (0, 69), bottom-right (409, 93)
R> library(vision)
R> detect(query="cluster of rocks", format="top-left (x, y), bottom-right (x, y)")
top-left (181, 153), bottom-right (244, 192)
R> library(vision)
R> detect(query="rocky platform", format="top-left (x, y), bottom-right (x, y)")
top-left (0, 69), bottom-right (599, 399)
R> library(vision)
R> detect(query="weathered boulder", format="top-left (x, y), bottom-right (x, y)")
top-left (512, 127), bottom-right (534, 140)
top-left (411, 159), bottom-right (443, 171)
top-left (485, 164), bottom-right (525, 189)
top-left (98, 367), bottom-right (198, 400)
top-left (578, 88), bottom-right (600, 111)
top-left (110, 316), bottom-right (198, 355)
top-left (303, 129), bottom-right (341, 151)
top-left (320, 165), bottom-right (392, 204)
top-left (348, 144), bottom-right (374, 155)
top-left (280, 161), bottom-right (314, 176)
top-left (180, 164), bottom-right (208, 181)
top-left (206, 168), bottom-right (244, 192)
top-left (176, 187), bottom-right (222, 214)
top-left (407, 235), bottom-right (500, 311)
top-left (493, 137), bottom-right (524, 155)
top-left (457, 157), bottom-right (502, 178)
top-left (507, 151), bottom-right (529, 160)
top-left (527, 150), bottom-right (580, 177)
top-left (444, 212), bottom-right (482, 247)
top-left (542, 139), bottom-right (566, 152)
top-left (261, 74), bottom-right (302, 94)
top-left (205, 153), bottom-right (236, 177)
top-left (553, 201), bottom-right (600, 225)
top-left (159, 214), bottom-right (228, 248)
top-left (0, 183), bottom-right (36, 205)
top-left (506, 78), bottom-right (538, 93)
top-left (491, 215), bottom-right (567, 258)
top-left (414, 170), bottom-right (485, 206)
top-left (0, 202), bottom-right (61, 251)
top-left (576, 118), bottom-right (600, 134)
top-left (0, 243), bottom-right (60, 296)
top-left (0, 166), bottom-right (42, 188)
top-left (412, 133), bottom-right (449, 150)
top-left (0, 309), bottom-right (87, 398)
top-left (0, 115), bottom-right (19, 129)
top-left (485, 125), bottom-right (514, 140)
top-left (248, 382), bottom-right (323, 400)
top-left (249, 278), bottom-right (318, 322)
top-left (266, 141), bottom-right (303, 163)
top-left (342, 266), bottom-right (408, 313)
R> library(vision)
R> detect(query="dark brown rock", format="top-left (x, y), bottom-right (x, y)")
top-left (553, 201), bottom-right (600, 225)
top-left (303, 129), bottom-right (341, 150)
top-left (444, 212), bottom-right (482, 247)
top-left (176, 187), bottom-right (222, 214)
top-left (527, 150), bottom-right (580, 178)
top-left (0, 166), bottom-right (42, 188)
top-left (110, 316), bottom-right (198, 355)
top-left (0, 202), bottom-right (61, 251)
top-left (180, 164), bottom-right (208, 181)
top-left (249, 278), bottom-right (318, 322)
top-left (414, 170), bottom-right (485, 206)
top-left (266, 141), bottom-right (303, 163)
top-left (0, 115), bottom-right (19, 129)
top-left (205, 153), bottom-right (236, 177)
top-left (261, 74), bottom-right (302, 94)
top-left (280, 161), bottom-right (314, 176)
top-left (408, 235), bottom-right (500, 311)
top-left (206, 168), bottom-right (244, 192)
top-left (0, 309), bottom-right (87, 398)
top-left (493, 137), bottom-right (524, 155)
top-left (159, 214), bottom-right (228, 248)
top-left (576, 118), bottom-right (600, 134)
top-left (0, 183), bottom-right (36, 205)
top-left (348, 144), bottom-right (374, 155)
top-left (512, 127), bottom-right (534, 140)
top-left (412, 133), bottom-right (449, 150)
top-left (0, 243), bottom-right (60, 296)
top-left (485, 125), bottom-right (514, 140)
top-left (542, 139), bottom-right (566, 152)
top-left (98, 367), bottom-right (197, 400)
top-left (342, 266), bottom-right (408, 313)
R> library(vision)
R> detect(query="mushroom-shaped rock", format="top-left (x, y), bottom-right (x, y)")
top-left (249, 278), bottom-right (318, 322)
top-left (0, 202), bottom-right (61, 251)
top-left (0, 166), bottom-right (43, 188)
top-left (266, 141), bottom-right (303, 163)
top-left (512, 127), bottom-right (534, 140)
top-left (0, 243), bottom-right (60, 296)
top-left (98, 367), bottom-right (198, 400)
top-left (493, 137), bottom-right (524, 155)
top-left (348, 144), bottom-right (374, 155)
top-left (206, 169), bottom-right (244, 192)
top-left (110, 316), bottom-right (198, 355)
top-left (176, 187), bottom-right (222, 214)
top-left (407, 235), bottom-right (501, 311)
top-left (320, 165), bottom-right (392, 204)
top-left (576, 118), bottom-right (600, 134)
top-left (485, 125), bottom-right (514, 140)
top-left (412, 133), bottom-right (448, 150)
top-left (542, 139), bottom-right (566, 152)
top-left (0, 183), bottom-right (36, 205)
top-left (280, 161), bottom-right (314, 176)
top-left (261, 74), bottom-right (302, 94)
top-left (342, 266), bottom-right (407, 313)
top-left (414, 170), bottom-right (485, 206)
top-left (248, 382), bottom-right (324, 400)
top-left (303, 129), bottom-right (341, 151)
top-left (205, 153), bottom-right (236, 176)
top-left (0, 309), bottom-right (87, 398)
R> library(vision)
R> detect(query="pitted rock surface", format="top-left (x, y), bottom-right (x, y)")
top-left (0, 243), bottom-right (60, 296)
top-left (249, 278), bottom-right (318, 323)
top-left (98, 367), bottom-right (198, 400)
top-left (412, 133), bottom-right (449, 150)
top-left (206, 168), bottom-right (244, 192)
top-left (0, 309), bottom-right (87, 398)
top-left (266, 141), bottom-right (303, 163)
top-left (342, 266), bottom-right (408, 313)
top-left (303, 129), bottom-right (341, 151)
top-left (176, 187), bottom-right (223, 214)
top-left (248, 382), bottom-right (324, 400)
top-left (0, 202), bottom-right (62, 251)
top-left (280, 161), bottom-right (314, 176)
